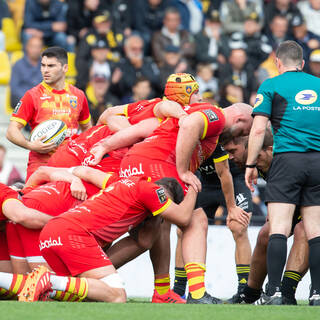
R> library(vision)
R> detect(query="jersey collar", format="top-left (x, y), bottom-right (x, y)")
top-left (41, 81), bottom-right (69, 93)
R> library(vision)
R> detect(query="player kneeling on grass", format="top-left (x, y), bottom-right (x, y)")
top-left (18, 176), bottom-right (198, 302)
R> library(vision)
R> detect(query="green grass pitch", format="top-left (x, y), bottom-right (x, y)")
top-left (1, 300), bottom-right (320, 320)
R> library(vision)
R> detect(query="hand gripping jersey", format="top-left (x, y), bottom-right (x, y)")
top-left (11, 81), bottom-right (91, 179)
top-left (125, 103), bottom-right (225, 173)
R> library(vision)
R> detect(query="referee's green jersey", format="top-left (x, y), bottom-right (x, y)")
top-left (253, 71), bottom-right (320, 153)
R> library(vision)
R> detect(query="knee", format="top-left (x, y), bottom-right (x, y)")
top-left (134, 218), bottom-right (161, 250)
top-left (111, 288), bottom-right (127, 303)
top-left (256, 224), bottom-right (269, 248)
top-left (228, 220), bottom-right (248, 239)
top-left (192, 208), bottom-right (208, 231)
top-left (293, 222), bottom-right (307, 242)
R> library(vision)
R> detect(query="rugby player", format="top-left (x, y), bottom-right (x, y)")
top-left (173, 143), bottom-right (252, 303)
top-left (6, 46), bottom-right (92, 180)
top-left (118, 101), bottom-right (253, 303)
top-left (224, 132), bottom-right (308, 305)
top-left (18, 176), bottom-right (198, 303)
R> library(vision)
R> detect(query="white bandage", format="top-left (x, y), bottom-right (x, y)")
top-left (67, 167), bottom-right (77, 175)
top-left (100, 273), bottom-right (125, 289)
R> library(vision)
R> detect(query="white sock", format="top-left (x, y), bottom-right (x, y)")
top-left (0, 272), bottom-right (14, 290)
top-left (50, 275), bottom-right (69, 292)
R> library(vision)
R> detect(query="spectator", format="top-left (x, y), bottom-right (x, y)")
top-left (308, 49), bottom-right (320, 77)
top-left (206, 0), bottom-right (223, 12)
top-left (201, 89), bottom-right (219, 105)
top-left (171, 0), bottom-right (204, 34)
top-left (298, 0), bottom-right (320, 37)
top-left (218, 47), bottom-right (259, 103)
top-left (196, 63), bottom-right (218, 96)
top-left (75, 10), bottom-right (124, 90)
top-left (159, 45), bottom-right (192, 88)
top-left (0, 144), bottom-right (24, 185)
top-left (219, 0), bottom-right (263, 35)
top-left (113, 34), bottom-right (160, 98)
top-left (194, 9), bottom-right (224, 66)
top-left (121, 77), bottom-right (153, 104)
top-left (224, 12), bottom-right (272, 70)
top-left (291, 13), bottom-right (320, 66)
top-left (0, 0), bottom-right (10, 50)
top-left (109, 0), bottom-right (132, 36)
top-left (67, 0), bottom-right (102, 45)
top-left (10, 36), bottom-right (43, 108)
top-left (133, 0), bottom-right (171, 49)
top-left (151, 7), bottom-right (195, 67)
top-left (264, 0), bottom-right (301, 34)
top-left (22, 0), bottom-right (71, 51)
top-left (219, 81), bottom-right (245, 108)
top-left (265, 14), bottom-right (290, 50)
top-left (86, 73), bottom-right (120, 124)
top-left (257, 50), bottom-right (279, 84)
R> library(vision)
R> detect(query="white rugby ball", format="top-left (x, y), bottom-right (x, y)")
top-left (30, 119), bottom-right (67, 146)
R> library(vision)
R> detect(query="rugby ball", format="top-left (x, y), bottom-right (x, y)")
top-left (30, 119), bottom-right (67, 146)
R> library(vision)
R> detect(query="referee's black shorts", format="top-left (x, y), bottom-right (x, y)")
top-left (265, 152), bottom-right (320, 206)
top-left (196, 175), bottom-right (253, 219)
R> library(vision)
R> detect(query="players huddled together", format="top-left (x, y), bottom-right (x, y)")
top-left (1, 40), bottom-right (320, 306)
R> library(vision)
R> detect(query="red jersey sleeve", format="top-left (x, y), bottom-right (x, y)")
top-left (78, 92), bottom-right (91, 125)
top-left (0, 184), bottom-right (21, 221)
top-left (195, 107), bottom-right (225, 140)
top-left (10, 91), bottom-right (35, 127)
top-left (138, 180), bottom-right (172, 216)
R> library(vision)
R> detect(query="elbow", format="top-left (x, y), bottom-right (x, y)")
top-left (177, 215), bottom-right (192, 229)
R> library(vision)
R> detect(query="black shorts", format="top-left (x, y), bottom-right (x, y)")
top-left (196, 175), bottom-right (253, 219)
top-left (265, 152), bottom-right (320, 206)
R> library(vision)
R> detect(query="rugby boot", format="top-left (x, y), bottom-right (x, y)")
top-left (152, 289), bottom-right (186, 304)
top-left (187, 291), bottom-right (222, 304)
top-left (226, 284), bottom-right (246, 304)
top-left (253, 291), bottom-right (282, 305)
top-left (309, 293), bottom-right (320, 306)
top-left (19, 266), bottom-right (52, 302)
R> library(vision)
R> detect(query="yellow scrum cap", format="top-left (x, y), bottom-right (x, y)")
top-left (164, 73), bottom-right (199, 105)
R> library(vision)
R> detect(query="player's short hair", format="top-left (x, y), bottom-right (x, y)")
top-left (276, 40), bottom-right (303, 67)
top-left (155, 177), bottom-right (184, 204)
top-left (41, 46), bottom-right (68, 65)
top-left (164, 7), bottom-right (181, 18)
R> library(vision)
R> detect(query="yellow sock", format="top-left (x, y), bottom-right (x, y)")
top-left (185, 262), bottom-right (206, 299)
top-left (51, 277), bottom-right (88, 302)
top-left (154, 274), bottom-right (170, 295)
top-left (0, 274), bottom-right (27, 300)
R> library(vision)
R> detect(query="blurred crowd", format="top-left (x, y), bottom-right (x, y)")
top-left (1, 0), bottom-right (320, 124)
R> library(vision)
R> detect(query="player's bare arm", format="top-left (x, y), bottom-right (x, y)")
top-left (3, 199), bottom-right (52, 229)
top-left (245, 115), bottom-right (269, 192)
top-left (26, 166), bottom-right (87, 200)
top-left (97, 104), bottom-right (131, 130)
top-left (160, 186), bottom-right (198, 228)
top-left (215, 160), bottom-right (251, 227)
top-left (176, 113), bottom-right (204, 192)
top-left (6, 120), bottom-right (56, 154)
top-left (153, 100), bottom-right (188, 120)
top-left (89, 118), bottom-right (160, 165)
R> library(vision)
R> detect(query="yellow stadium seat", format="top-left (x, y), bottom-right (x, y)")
top-left (7, 0), bottom-right (26, 34)
top-left (0, 51), bottom-right (11, 85)
top-left (2, 17), bottom-right (22, 52)
top-left (5, 86), bottom-right (13, 115)
top-left (66, 52), bottom-right (77, 85)
top-left (10, 50), bottom-right (24, 65)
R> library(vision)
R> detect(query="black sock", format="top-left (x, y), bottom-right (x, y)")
top-left (236, 264), bottom-right (250, 292)
top-left (309, 237), bottom-right (320, 295)
top-left (281, 270), bottom-right (302, 299)
top-left (243, 285), bottom-right (262, 303)
top-left (173, 267), bottom-right (187, 296)
top-left (267, 234), bottom-right (287, 296)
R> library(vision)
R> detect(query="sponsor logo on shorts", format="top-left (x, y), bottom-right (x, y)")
top-left (13, 101), bottom-right (22, 114)
top-left (156, 187), bottom-right (167, 204)
top-left (119, 164), bottom-right (144, 177)
top-left (254, 94), bottom-right (263, 108)
top-left (203, 109), bottom-right (218, 122)
top-left (236, 193), bottom-right (249, 210)
top-left (39, 237), bottom-right (63, 251)
top-left (295, 90), bottom-right (318, 105)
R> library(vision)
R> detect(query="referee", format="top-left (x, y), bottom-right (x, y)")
top-left (245, 40), bottom-right (320, 306)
